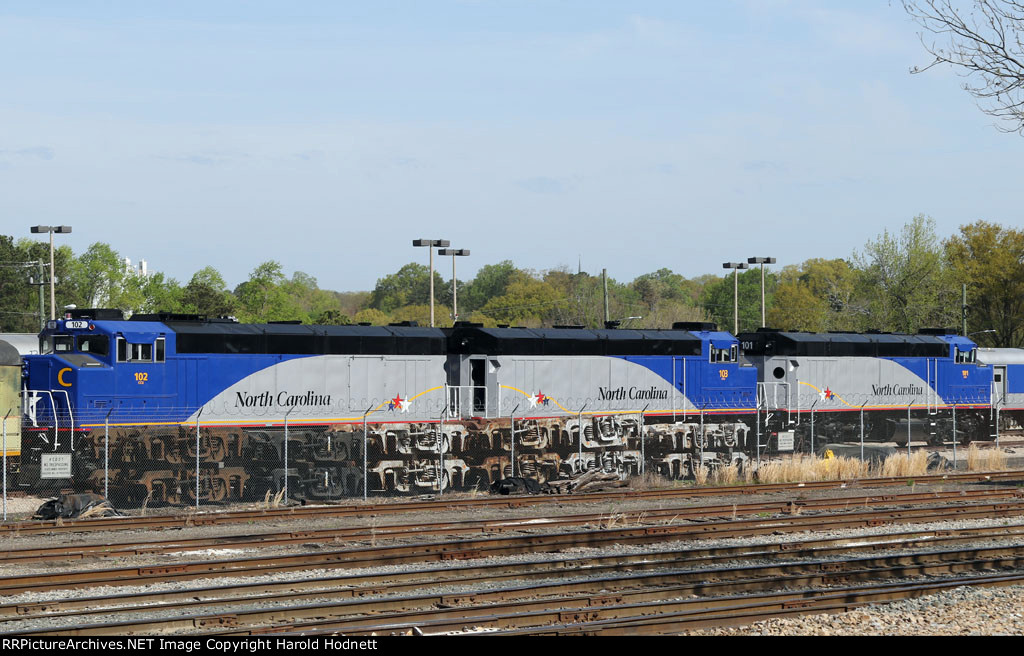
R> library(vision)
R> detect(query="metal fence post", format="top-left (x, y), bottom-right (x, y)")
top-left (810, 400), bottom-right (817, 455)
top-left (639, 404), bottom-right (649, 475)
top-left (363, 404), bottom-right (373, 501)
top-left (699, 404), bottom-right (705, 466)
top-left (195, 408), bottom-right (203, 510)
top-left (509, 403), bottom-right (520, 478)
top-left (860, 401), bottom-right (867, 462)
top-left (996, 405), bottom-right (1000, 448)
top-left (438, 406), bottom-right (446, 495)
top-left (105, 408), bottom-right (113, 502)
top-left (284, 407), bottom-right (292, 503)
top-left (908, 400), bottom-right (913, 459)
top-left (952, 403), bottom-right (957, 470)
top-left (3, 409), bottom-right (9, 521)
top-left (755, 394), bottom-right (761, 466)
top-left (578, 404), bottom-right (587, 473)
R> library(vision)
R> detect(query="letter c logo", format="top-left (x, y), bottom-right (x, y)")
top-left (57, 367), bottom-right (72, 388)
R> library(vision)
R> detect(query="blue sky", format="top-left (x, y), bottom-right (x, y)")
top-left (2, 1), bottom-right (1021, 292)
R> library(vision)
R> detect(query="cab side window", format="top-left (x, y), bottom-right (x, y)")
top-left (710, 346), bottom-right (737, 363)
top-left (954, 347), bottom-right (977, 364)
top-left (116, 336), bottom-right (158, 363)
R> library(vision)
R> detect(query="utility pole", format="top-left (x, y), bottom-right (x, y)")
top-left (602, 268), bottom-right (609, 325)
top-left (747, 257), bottom-right (776, 328)
top-left (962, 283), bottom-right (968, 336)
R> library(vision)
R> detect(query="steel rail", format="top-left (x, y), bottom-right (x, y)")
top-left (255, 571), bottom-right (1024, 637)
top-left (2, 487), bottom-right (1021, 565)
top-left (501, 573), bottom-right (1024, 636)
top-left (3, 499), bottom-right (1024, 597)
top-left (5, 523), bottom-right (1024, 629)
top-left (18, 544), bottom-right (1024, 636)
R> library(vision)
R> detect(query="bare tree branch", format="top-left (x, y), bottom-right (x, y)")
top-left (903, 0), bottom-right (1024, 133)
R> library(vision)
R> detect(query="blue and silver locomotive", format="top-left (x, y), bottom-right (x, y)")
top-left (739, 328), bottom-right (993, 447)
top-left (21, 311), bottom-right (757, 503)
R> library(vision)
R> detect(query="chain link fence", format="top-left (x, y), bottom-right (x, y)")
top-left (1, 388), bottom-right (1008, 516)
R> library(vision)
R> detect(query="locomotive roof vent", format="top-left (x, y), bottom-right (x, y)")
top-left (672, 321), bottom-right (717, 332)
top-left (268, 320), bottom-right (303, 325)
top-left (453, 321), bottom-right (484, 328)
top-left (553, 325), bottom-right (585, 329)
top-left (388, 321), bottom-right (419, 327)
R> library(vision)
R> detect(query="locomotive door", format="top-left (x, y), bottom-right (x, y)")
top-left (993, 366), bottom-right (1007, 408)
top-left (926, 358), bottom-right (938, 414)
top-left (470, 358), bottom-right (486, 414)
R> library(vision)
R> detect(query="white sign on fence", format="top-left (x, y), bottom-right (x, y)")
top-left (40, 453), bottom-right (72, 479)
top-left (776, 431), bottom-right (795, 452)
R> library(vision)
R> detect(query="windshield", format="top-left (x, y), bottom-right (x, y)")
top-left (40, 335), bottom-right (74, 355)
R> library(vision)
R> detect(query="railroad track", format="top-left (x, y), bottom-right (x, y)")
top-left (2, 487), bottom-right (1023, 566)
top-left (10, 525), bottom-right (1024, 636)
top-left (4, 468), bottom-right (1023, 536)
top-left (5, 498), bottom-right (1024, 598)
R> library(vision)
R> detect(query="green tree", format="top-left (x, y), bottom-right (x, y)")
top-left (945, 220), bottom-right (1024, 347)
top-left (181, 267), bottom-right (238, 317)
top-left (481, 272), bottom-right (564, 326)
top-left (314, 309), bottom-right (352, 325)
top-left (853, 215), bottom-right (957, 333)
top-left (368, 263), bottom-right (444, 313)
top-left (0, 236), bottom-right (39, 331)
top-left (766, 259), bottom-right (863, 332)
top-left (234, 261), bottom-right (295, 322)
top-left (459, 260), bottom-right (518, 313)
top-left (70, 242), bottom-right (127, 309)
top-left (352, 308), bottom-right (390, 325)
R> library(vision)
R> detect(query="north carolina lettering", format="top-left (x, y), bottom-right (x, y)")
top-left (235, 390), bottom-right (332, 408)
top-left (598, 386), bottom-right (668, 401)
top-left (869, 383), bottom-right (925, 396)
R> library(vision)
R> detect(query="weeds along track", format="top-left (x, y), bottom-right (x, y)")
top-left (0, 488), bottom-right (1023, 567)
top-left (4, 469), bottom-right (1024, 536)
top-left (9, 525), bottom-right (1024, 636)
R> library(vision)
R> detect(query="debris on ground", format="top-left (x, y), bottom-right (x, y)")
top-left (489, 477), bottom-right (548, 495)
top-left (544, 469), bottom-right (628, 494)
top-left (32, 493), bottom-right (124, 520)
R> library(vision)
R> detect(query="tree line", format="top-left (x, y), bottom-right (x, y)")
top-left (1, 216), bottom-right (1021, 347)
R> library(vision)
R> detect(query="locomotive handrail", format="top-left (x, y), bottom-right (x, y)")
top-left (21, 388), bottom-right (59, 448)
top-left (55, 389), bottom-right (72, 450)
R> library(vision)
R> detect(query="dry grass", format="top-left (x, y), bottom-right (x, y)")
top-left (629, 470), bottom-right (668, 491)
top-left (692, 463), bottom-right (709, 486)
top-left (711, 462), bottom-right (739, 486)
top-left (261, 489), bottom-right (286, 509)
top-left (755, 454), bottom-right (872, 484)
top-left (879, 451), bottom-right (929, 478)
top-left (966, 444), bottom-right (1008, 472)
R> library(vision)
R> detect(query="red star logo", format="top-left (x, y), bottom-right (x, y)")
top-left (536, 391), bottom-right (546, 404)
top-left (390, 394), bottom-right (403, 410)
top-left (823, 387), bottom-right (834, 400)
